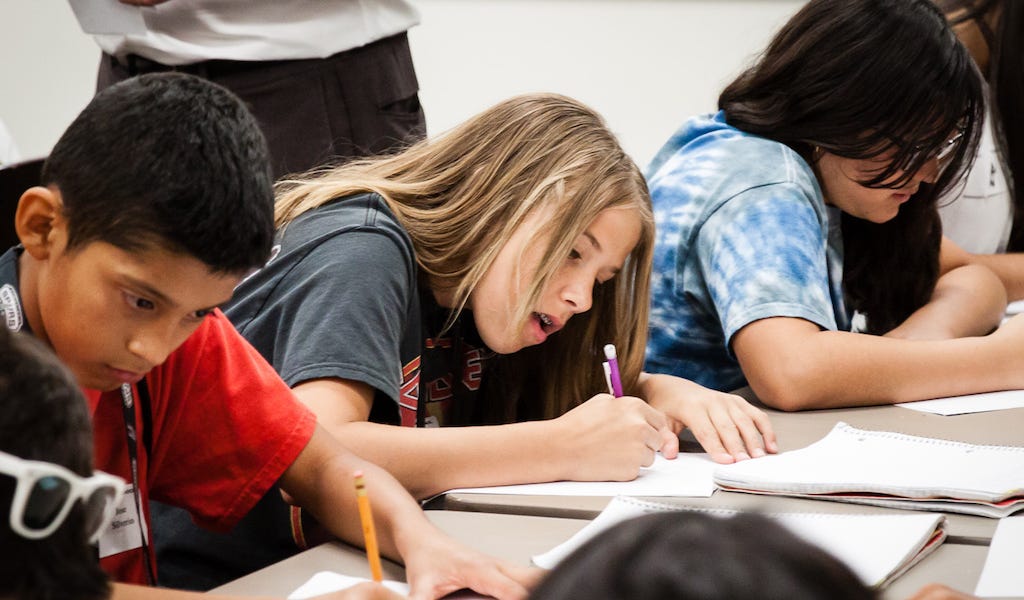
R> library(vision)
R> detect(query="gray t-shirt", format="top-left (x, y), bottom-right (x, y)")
top-left (227, 192), bottom-right (422, 425)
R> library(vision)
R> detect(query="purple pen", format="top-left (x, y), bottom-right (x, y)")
top-left (603, 344), bottom-right (623, 397)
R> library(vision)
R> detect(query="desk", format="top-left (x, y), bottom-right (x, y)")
top-left (212, 509), bottom-right (993, 600)
top-left (211, 511), bottom-right (589, 597)
top-left (435, 402), bottom-right (1024, 544)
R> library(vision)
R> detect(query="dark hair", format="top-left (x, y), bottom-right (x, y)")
top-left (41, 72), bottom-right (274, 274)
top-left (719, 0), bottom-right (984, 333)
top-left (937, 0), bottom-right (1024, 251)
top-left (0, 328), bottom-right (109, 600)
top-left (530, 511), bottom-right (877, 600)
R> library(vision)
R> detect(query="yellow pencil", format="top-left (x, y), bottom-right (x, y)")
top-left (354, 470), bottom-right (383, 582)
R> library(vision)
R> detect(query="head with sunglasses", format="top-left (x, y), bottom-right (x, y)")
top-left (0, 327), bottom-right (116, 600)
top-left (718, 0), bottom-right (984, 334)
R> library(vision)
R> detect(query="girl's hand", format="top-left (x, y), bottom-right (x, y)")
top-left (400, 534), bottom-right (543, 600)
top-left (640, 373), bottom-right (777, 464)
top-left (551, 393), bottom-right (679, 481)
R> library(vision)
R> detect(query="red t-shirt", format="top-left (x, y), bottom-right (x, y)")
top-left (83, 310), bottom-right (317, 585)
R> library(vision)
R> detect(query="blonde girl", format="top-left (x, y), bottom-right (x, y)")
top-left (153, 93), bottom-right (775, 589)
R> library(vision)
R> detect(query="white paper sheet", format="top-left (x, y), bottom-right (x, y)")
top-left (896, 389), bottom-right (1024, 416)
top-left (68, 0), bottom-right (146, 34)
top-left (533, 496), bottom-right (946, 588)
top-left (975, 517), bottom-right (1024, 597)
top-left (289, 571), bottom-right (490, 599)
top-left (290, 572), bottom-right (408, 599)
top-left (447, 453), bottom-right (716, 497)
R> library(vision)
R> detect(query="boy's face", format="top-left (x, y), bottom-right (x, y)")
top-left (19, 193), bottom-right (241, 391)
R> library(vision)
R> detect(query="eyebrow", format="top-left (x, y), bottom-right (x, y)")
top-left (582, 230), bottom-right (623, 278)
top-left (121, 275), bottom-right (228, 314)
top-left (121, 275), bottom-right (178, 308)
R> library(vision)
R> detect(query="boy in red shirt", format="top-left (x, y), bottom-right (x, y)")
top-left (1, 72), bottom-right (534, 600)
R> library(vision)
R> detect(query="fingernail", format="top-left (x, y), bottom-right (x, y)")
top-left (737, 452), bottom-right (751, 461)
top-left (751, 447), bottom-right (765, 458)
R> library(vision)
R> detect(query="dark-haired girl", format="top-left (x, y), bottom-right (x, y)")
top-left (646, 0), bottom-right (1024, 409)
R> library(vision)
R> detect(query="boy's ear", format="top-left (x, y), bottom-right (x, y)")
top-left (15, 186), bottom-right (66, 260)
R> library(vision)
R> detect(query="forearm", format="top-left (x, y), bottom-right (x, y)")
top-left (886, 264), bottom-right (1005, 339)
top-left (111, 583), bottom-right (275, 600)
top-left (279, 426), bottom-right (447, 563)
top-left (744, 330), bottom-right (1019, 410)
top-left (330, 420), bottom-right (573, 499)
top-left (967, 253), bottom-right (1024, 301)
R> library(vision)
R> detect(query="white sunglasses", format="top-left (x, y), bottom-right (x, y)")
top-left (0, 450), bottom-right (126, 543)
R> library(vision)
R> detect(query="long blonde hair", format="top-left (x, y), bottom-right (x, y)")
top-left (275, 93), bottom-right (653, 420)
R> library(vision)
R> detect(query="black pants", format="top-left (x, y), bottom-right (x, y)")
top-left (98, 33), bottom-right (426, 178)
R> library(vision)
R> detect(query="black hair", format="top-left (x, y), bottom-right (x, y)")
top-left (719, 0), bottom-right (984, 333)
top-left (937, 0), bottom-right (1024, 251)
top-left (0, 328), bottom-right (109, 600)
top-left (41, 72), bottom-right (274, 274)
top-left (530, 511), bottom-right (877, 600)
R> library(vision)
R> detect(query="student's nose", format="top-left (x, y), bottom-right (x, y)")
top-left (127, 327), bottom-right (176, 369)
top-left (561, 276), bottom-right (593, 314)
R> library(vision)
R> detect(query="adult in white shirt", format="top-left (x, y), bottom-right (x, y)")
top-left (95, 0), bottom-right (426, 177)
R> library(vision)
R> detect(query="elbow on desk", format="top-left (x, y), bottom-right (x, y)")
top-left (745, 364), bottom-right (829, 412)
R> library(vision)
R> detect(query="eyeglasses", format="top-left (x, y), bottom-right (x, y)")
top-left (0, 450), bottom-right (126, 543)
top-left (911, 128), bottom-right (966, 174)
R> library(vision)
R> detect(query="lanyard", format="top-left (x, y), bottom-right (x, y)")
top-left (119, 383), bottom-right (158, 586)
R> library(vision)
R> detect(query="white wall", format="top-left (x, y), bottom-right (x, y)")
top-left (0, 0), bottom-right (803, 167)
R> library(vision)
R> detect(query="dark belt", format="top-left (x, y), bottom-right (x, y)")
top-left (109, 32), bottom-right (409, 80)
top-left (112, 53), bottom-right (265, 79)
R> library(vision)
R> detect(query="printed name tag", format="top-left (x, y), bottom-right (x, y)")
top-left (98, 485), bottom-right (149, 558)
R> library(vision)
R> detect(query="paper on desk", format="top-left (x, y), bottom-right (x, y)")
top-left (1006, 300), bottom-right (1024, 316)
top-left (974, 516), bottom-right (1024, 597)
top-left (288, 571), bottom-right (490, 599)
top-left (290, 572), bottom-right (408, 599)
top-left (68, 0), bottom-right (146, 34)
top-left (896, 389), bottom-right (1024, 415)
top-left (533, 496), bottom-right (946, 588)
top-left (447, 453), bottom-right (716, 497)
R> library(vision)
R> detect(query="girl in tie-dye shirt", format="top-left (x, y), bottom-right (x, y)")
top-left (647, 0), bottom-right (1024, 410)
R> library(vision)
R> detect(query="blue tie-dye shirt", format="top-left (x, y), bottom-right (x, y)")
top-left (644, 111), bottom-right (850, 391)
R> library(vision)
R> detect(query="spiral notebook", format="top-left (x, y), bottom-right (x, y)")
top-left (713, 422), bottom-right (1024, 518)
top-left (532, 496), bottom-right (946, 588)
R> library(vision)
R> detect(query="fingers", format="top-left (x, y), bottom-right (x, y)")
top-left (658, 424), bottom-right (680, 459)
top-left (458, 563), bottom-right (532, 600)
top-left (626, 396), bottom-right (673, 462)
top-left (500, 564), bottom-right (547, 592)
top-left (328, 582), bottom-right (404, 600)
top-left (689, 423), bottom-right (733, 464)
top-left (406, 559), bottom-right (533, 600)
top-left (745, 403), bottom-right (778, 453)
top-left (683, 393), bottom-right (778, 463)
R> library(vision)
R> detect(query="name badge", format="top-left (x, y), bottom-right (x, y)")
top-left (98, 484), bottom-right (149, 558)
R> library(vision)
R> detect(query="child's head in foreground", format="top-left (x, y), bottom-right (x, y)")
top-left (530, 511), bottom-right (877, 600)
top-left (0, 327), bottom-right (124, 600)
top-left (14, 72), bottom-right (274, 391)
